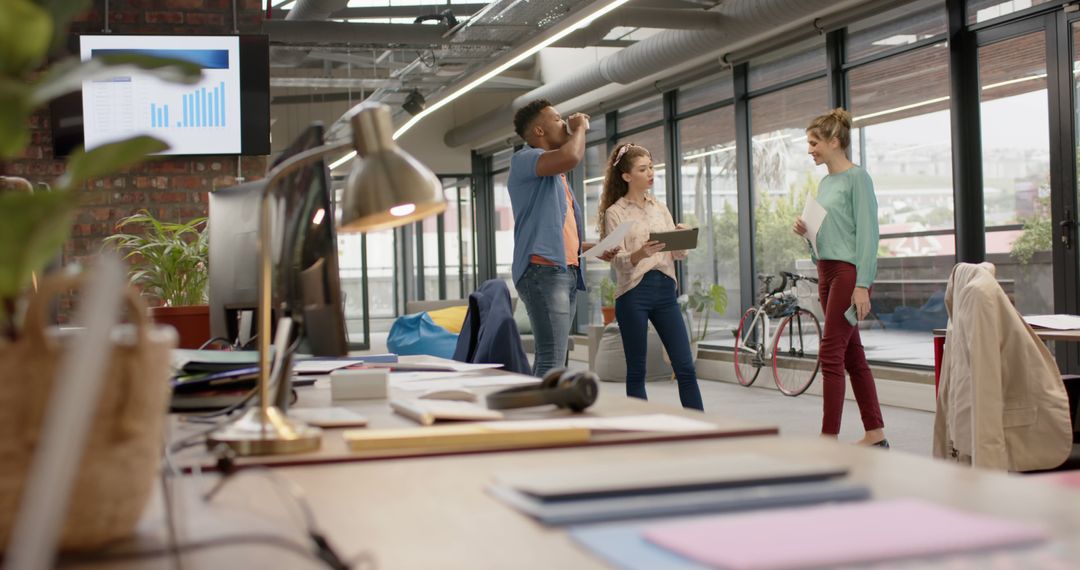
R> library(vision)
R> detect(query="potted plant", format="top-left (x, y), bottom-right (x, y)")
top-left (102, 210), bottom-right (209, 348)
top-left (599, 276), bottom-right (617, 325)
top-left (673, 280), bottom-right (729, 361)
top-left (0, 0), bottom-right (201, 340)
top-left (0, 0), bottom-right (205, 551)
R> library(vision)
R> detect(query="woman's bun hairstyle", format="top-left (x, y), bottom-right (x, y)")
top-left (807, 107), bottom-right (852, 150)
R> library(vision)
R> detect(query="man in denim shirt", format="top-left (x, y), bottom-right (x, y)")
top-left (509, 99), bottom-right (616, 377)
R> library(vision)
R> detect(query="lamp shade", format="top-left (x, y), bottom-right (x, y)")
top-left (339, 103), bottom-right (445, 233)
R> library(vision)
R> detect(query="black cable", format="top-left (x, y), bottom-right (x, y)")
top-left (202, 458), bottom-right (354, 570)
top-left (197, 336), bottom-right (235, 350)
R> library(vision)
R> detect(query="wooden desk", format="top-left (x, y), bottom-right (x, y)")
top-left (168, 377), bottom-right (777, 472)
top-left (931, 327), bottom-right (1080, 389)
top-left (87, 436), bottom-right (1080, 569)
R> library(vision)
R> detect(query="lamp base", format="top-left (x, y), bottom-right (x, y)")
top-left (206, 406), bottom-right (322, 456)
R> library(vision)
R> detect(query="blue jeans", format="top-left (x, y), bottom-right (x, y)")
top-left (517, 264), bottom-right (579, 377)
top-left (614, 271), bottom-right (703, 410)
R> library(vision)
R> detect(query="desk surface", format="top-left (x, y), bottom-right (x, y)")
top-left (168, 376), bottom-right (777, 471)
top-left (95, 436), bottom-right (1080, 569)
top-left (933, 327), bottom-right (1080, 342)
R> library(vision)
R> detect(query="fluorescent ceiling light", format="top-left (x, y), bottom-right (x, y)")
top-left (332, 0), bottom-right (633, 171)
top-left (871, 34), bottom-right (917, 47)
top-left (392, 0), bottom-right (633, 140)
top-left (683, 145), bottom-right (735, 161)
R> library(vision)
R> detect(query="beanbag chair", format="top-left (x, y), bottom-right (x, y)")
top-left (426, 305), bottom-right (469, 334)
top-left (387, 312), bottom-right (458, 359)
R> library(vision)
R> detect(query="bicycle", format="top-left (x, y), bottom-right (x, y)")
top-left (733, 271), bottom-right (822, 396)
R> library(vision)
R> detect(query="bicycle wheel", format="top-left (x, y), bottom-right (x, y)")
top-left (733, 308), bottom-right (764, 387)
top-left (772, 308), bottom-right (822, 396)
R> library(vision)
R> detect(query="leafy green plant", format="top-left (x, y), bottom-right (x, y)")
top-left (598, 277), bottom-right (616, 308)
top-left (102, 211), bottom-right (209, 307)
top-left (684, 280), bottom-right (729, 342)
top-left (0, 0), bottom-right (201, 334)
top-left (1010, 195), bottom-right (1052, 265)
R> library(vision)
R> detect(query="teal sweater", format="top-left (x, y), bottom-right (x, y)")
top-left (810, 165), bottom-right (879, 288)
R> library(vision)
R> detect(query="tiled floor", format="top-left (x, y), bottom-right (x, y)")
top-left (362, 331), bottom-right (935, 456)
top-left (572, 361), bottom-right (936, 456)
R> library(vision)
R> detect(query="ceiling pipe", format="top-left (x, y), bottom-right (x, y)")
top-left (555, 7), bottom-right (727, 48)
top-left (443, 0), bottom-right (900, 148)
top-left (263, 20), bottom-right (458, 45)
top-left (268, 0), bottom-right (350, 66)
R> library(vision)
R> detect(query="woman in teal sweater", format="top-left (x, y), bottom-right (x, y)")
top-left (793, 108), bottom-right (888, 448)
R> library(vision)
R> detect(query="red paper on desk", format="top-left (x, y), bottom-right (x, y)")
top-left (642, 499), bottom-right (1046, 570)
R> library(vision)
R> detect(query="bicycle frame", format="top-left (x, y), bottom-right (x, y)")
top-left (737, 300), bottom-right (811, 363)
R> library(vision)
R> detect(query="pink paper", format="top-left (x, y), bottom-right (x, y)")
top-left (643, 499), bottom-right (1047, 570)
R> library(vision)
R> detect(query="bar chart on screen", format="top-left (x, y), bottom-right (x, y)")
top-left (80, 36), bottom-right (243, 155)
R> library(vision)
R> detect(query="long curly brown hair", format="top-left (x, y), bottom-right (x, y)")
top-left (597, 143), bottom-right (651, 239)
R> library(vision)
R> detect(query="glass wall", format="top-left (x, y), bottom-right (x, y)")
top-left (468, 0), bottom-right (1080, 370)
top-left (978, 30), bottom-right (1053, 316)
top-left (582, 142), bottom-right (611, 327)
top-left (678, 105), bottom-right (740, 339)
top-left (967, 0), bottom-right (1056, 25)
top-left (492, 170), bottom-right (514, 286)
top-left (847, 42), bottom-right (954, 365)
top-left (749, 78), bottom-right (829, 284)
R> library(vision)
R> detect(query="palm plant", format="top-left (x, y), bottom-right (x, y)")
top-left (102, 211), bottom-right (208, 307)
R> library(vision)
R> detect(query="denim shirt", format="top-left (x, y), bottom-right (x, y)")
top-left (507, 145), bottom-right (586, 291)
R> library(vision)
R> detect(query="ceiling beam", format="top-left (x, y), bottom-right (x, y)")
top-left (270, 77), bottom-right (403, 88)
top-left (277, 3), bottom-right (490, 20)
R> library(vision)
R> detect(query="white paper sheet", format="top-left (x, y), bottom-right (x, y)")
top-left (582, 220), bottom-right (634, 259)
top-left (1023, 314), bottom-right (1080, 330)
top-left (801, 198), bottom-right (828, 256)
top-left (393, 374), bottom-right (539, 392)
top-left (477, 414), bottom-right (719, 433)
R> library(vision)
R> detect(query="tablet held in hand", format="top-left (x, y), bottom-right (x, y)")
top-left (647, 227), bottom-right (699, 252)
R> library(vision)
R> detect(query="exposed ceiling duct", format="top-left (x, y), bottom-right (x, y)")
top-left (262, 20), bottom-right (467, 46)
top-left (555, 7), bottom-right (727, 48)
top-left (268, 0), bottom-right (350, 67)
top-left (443, 0), bottom-right (903, 148)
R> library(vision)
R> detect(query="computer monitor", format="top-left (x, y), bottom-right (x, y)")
top-left (208, 122), bottom-right (348, 356)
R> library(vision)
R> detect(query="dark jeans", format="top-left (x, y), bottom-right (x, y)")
top-left (817, 260), bottom-right (884, 435)
top-left (517, 263), bottom-right (578, 378)
top-left (614, 271), bottom-right (703, 411)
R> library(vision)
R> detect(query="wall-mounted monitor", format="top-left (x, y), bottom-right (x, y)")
top-left (51, 34), bottom-right (270, 157)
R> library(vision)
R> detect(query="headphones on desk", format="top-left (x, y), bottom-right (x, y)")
top-left (486, 368), bottom-right (599, 413)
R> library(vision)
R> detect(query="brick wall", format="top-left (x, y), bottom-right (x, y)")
top-left (2, 0), bottom-right (268, 270)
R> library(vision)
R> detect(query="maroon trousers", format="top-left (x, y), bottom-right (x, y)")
top-left (816, 260), bottom-right (885, 435)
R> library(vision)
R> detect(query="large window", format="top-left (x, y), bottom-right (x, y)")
top-left (979, 30), bottom-right (1053, 317)
top-left (678, 106), bottom-right (740, 339)
top-left (492, 170), bottom-right (513, 286)
top-left (848, 43), bottom-right (954, 365)
top-left (968, 0), bottom-right (1057, 25)
top-left (846, 0), bottom-right (946, 62)
top-left (582, 142), bottom-right (610, 327)
top-left (749, 78), bottom-right (829, 285)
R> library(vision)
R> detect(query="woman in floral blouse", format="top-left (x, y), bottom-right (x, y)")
top-left (597, 143), bottom-right (703, 410)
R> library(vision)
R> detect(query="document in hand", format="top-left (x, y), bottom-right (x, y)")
top-left (582, 220), bottom-right (634, 259)
top-left (801, 197), bottom-right (827, 256)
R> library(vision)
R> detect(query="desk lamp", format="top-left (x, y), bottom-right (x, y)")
top-left (208, 103), bottom-right (445, 455)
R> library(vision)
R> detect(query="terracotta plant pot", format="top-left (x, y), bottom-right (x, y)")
top-left (150, 305), bottom-right (210, 349)
top-left (601, 306), bottom-right (616, 325)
